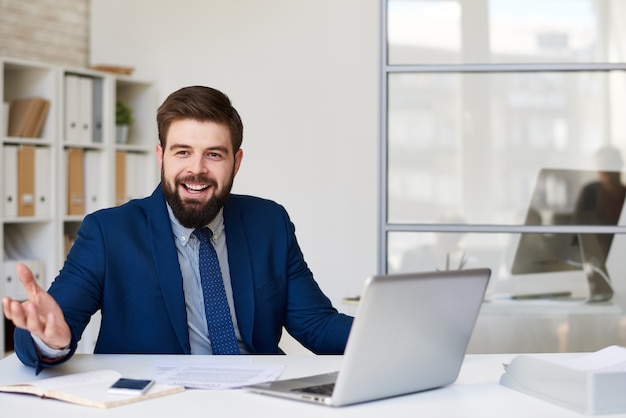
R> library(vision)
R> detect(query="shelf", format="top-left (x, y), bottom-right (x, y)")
top-left (0, 56), bottom-right (158, 355)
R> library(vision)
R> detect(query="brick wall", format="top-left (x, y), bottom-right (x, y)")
top-left (0, 0), bottom-right (89, 68)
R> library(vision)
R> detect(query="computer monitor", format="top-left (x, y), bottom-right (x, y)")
top-left (510, 168), bottom-right (625, 302)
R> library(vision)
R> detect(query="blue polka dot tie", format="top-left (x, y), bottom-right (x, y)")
top-left (193, 227), bottom-right (240, 355)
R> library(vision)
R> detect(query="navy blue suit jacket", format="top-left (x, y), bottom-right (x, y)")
top-left (14, 185), bottom-right (353, 370)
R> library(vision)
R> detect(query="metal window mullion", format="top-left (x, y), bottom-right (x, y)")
top-left (384, 62), bottom-right (626, 74)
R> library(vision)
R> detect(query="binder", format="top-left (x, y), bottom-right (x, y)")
top-left (3, 259), bottom-right (44, 301)
top-left (64, 74), bottom-right (80, 142)
top-left (115, 151), bottom-right (126, 206)
top-left (3, 145), bottom-right (18, 217)
top-left (84, 150), bottom-right (104, 214)
top-left (17, 145), bottom-right (35, 216)
top-left (92, 78), bottom-right (104, 143)
top-left (67, 148), bottom-right (85, 215)
top-left (78, 76), bottom-right (94, 144)
top-left (34, 146), bottom-right (51, 217)
top-left (125, 152), bottom-right (145, 201)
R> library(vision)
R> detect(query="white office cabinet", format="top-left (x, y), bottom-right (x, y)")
top-left (1, 57), bottom-right (158, 356)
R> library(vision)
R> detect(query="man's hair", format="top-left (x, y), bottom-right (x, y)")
top-left (156, 85), bottom-right (243, 152)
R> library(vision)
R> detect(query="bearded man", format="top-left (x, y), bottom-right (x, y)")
top-left (3, 86), bottom-right (353, 373)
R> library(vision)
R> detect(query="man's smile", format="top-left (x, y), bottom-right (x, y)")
top-left (182, 183), bottom-right (210, 194)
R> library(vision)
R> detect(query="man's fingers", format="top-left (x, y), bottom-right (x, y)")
top-left (23, 301), bottom-right (45, 337)
top-left (4, 298), bottom-right (28, 329)
top-left (1, 297), bottom-right (12, 320)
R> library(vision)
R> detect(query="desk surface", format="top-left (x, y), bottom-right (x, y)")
top-left (0, 352), bottom-right (619, 417)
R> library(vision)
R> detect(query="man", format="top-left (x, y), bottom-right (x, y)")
top-left (2, 86), bottom-right (353, 373)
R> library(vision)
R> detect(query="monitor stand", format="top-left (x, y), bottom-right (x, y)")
top-left (577, 233), bottom-right (614, 303)
top-left (508, 234), bottom-right (613, 303)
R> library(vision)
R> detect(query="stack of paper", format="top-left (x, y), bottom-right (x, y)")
top-left (500, 345), bottom-right (626, 415)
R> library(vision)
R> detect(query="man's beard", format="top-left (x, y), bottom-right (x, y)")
top-left (162, 169), bottom-right (234, 229)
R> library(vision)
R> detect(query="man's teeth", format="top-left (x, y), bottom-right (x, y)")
top-left (185, 184), bottom-right (209, 191)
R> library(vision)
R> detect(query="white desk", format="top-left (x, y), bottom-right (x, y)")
top-left (0, 352), bottom-right (620, 417)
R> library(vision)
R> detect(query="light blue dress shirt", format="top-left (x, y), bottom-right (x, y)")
top-left (167, 205), bottom-right (248, 354)
top-left (34, 204), bottom-right (248, 357)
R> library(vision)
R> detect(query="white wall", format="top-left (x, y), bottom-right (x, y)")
top-left (89, 0), bottom-right (380, 311)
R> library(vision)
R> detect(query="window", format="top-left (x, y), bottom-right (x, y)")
top-left (381, 0), bottom-right (626, 302)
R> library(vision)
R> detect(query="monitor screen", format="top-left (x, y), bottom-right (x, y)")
top-left (510, 168), bottom-right (625, 301)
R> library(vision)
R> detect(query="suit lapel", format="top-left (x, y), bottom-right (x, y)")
top-left (147, 186), bottom-right (191, 353)
top-left (223, 197), bottom-right (256, 350)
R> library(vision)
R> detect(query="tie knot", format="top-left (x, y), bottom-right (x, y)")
top-left (193, 227), bottom-right (212, 242)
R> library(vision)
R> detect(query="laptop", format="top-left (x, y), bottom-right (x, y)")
top-left (244, 268), bottom-right (491, 407)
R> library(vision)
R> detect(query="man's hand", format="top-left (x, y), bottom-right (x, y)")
top-left (1, 263), bottom-right (71, 350)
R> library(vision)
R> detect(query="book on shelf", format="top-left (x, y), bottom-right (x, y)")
top-left (0, 369), bottom-right (185, 409)
top-left (500, 345), bottom-right (626, 415)
top-left (8, 97), bottom-right (50, 138)
top-left (30, 99), bottom-right (50, 138)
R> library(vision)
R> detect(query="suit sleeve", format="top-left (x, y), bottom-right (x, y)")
top-left (279, 208), bottom-right (353, 353)
top-left (13, 213), bottom-right (105, 371)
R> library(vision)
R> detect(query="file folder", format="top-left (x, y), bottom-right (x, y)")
top-left (84, 150), bottom-right (104, 214)
top-left (125, 152), bottom-right (145, 201)
top-left (67, 147), bottom-right (85, 215)
top-left (17, 145), bottom-right (35, 216)
top-left (35, 146), bottom-right (51, 217)
top-left (64, 74), bottom-right (81, 142)
top-left (3, 259), bottom-right (44, 301)
top-left (3, 145), bottom-right (18, 217)
top-left (78, 76), bottom-right (93, 144)
top-left (115, 151), bottom-right (126, 206)
top-left (92, 78), bottom-right (104, 143)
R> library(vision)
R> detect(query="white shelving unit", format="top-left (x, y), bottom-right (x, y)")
top-left (1, 57), bottom-right (158, 355)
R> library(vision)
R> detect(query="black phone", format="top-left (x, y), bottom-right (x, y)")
top-left (107, 378), bottom-right (155, 395)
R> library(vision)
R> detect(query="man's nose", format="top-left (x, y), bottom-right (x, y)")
top-left (188, 156), bottom-right (208, 174)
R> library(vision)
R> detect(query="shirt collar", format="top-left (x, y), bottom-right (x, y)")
top-left (167, 204), bottom-right (225, 247)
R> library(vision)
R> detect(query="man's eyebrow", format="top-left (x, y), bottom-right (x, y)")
top-left (206, 145), bottom-right (230, 153)
top-left (168, 143), bottom-right (191, 151)
top-left (167, 143), bottom-right (230, 154)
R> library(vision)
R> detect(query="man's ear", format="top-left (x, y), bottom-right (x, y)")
top-left (156, 144), bottom-right (163, 169)
top-left (234, 149), bottom-right (243, 175)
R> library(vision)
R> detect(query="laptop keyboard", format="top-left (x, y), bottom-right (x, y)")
top-left (294, 382), bottom-right (335, 396)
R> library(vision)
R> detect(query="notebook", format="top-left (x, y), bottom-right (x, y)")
top-left (244, 268), bottom-right (491, 407)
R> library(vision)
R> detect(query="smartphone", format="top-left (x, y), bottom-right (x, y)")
top-left (107, 378), bottom-right (155, 395)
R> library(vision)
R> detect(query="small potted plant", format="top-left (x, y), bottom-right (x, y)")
top-left (115, 100), bottom-right (134, 144)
